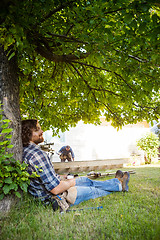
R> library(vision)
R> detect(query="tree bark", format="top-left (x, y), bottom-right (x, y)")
top-left (0, 46), bottom-right (22, 161)
top-left (0, 46), bottom-right (22, 213)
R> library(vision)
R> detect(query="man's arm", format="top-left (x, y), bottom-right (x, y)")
top-left (70, 147), bottom-right (75, 160)
top-left (50, 179), bottom-right (76, 195)
top-left (57, 146), bottom-right (65, 155)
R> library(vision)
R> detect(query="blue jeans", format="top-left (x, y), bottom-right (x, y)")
top-left (73, 177), bottom-right (122, 205)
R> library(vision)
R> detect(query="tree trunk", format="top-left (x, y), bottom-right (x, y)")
top-left (0, 46), bottom-right (22, 160)
top-left (0, 46), bottom-right (22, 213)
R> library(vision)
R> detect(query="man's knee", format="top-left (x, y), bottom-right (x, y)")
top-left (66, 153), bottom-right (72, 161)
top-left (60, 154), bottom-right (67, 162)
top-left (67, 158), bottom-right (72, 161)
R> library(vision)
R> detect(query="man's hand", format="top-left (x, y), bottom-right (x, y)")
top-left (50, 179), bottom-right (76, 195)
top-left (59, 174), bottom-right (67, 180)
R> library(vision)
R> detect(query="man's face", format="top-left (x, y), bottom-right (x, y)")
top-left (30, 122), bottom-right (44, 144)
top-left (66, 147), bottom-right (70, 151)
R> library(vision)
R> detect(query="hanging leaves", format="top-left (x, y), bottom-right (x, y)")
top-left (0, 0), bottom-right (159, 133)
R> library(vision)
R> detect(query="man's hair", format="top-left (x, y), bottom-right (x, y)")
top-left (66, 145), bottom-right (70, 149)
top-left (22, 119), bottom-right (38, 147)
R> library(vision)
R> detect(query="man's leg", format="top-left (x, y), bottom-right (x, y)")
top-left (75, 177), bottom-right (122, 192)
top-left (66, 153), bottom-right (72, 162)
top-left (73, 186), bottom-right (112, 205)
top-left (60, 154), bottom-right (66, 162)
top-left (72, 172), bottom-right (129, 205)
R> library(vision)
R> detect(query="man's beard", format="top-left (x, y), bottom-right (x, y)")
top-left (35, 135), bottom-right (44, 144)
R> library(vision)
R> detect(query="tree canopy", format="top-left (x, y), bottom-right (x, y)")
top-left (0, 0), bottom-right (160, 134)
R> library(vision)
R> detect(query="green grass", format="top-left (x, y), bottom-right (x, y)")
top-left (0, 165), bottom-right (160, 240)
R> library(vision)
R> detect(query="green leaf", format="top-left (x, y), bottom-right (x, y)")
top-left (8, 52), bottom-right (15, 61)
top-left (1, 129), bottom-right (12, 134)
top-left (6, 135), bottom-right (12, 139)
top-left (0, 141), bottom-right (8, 145)
top-left (3, 183), bottom-right (18, 194)
top-left (2, 119), bottom-right (10, 123)
top-left (15, 191), bottom-right (21, 198)
top-left (19, 182), bottom-right (28, 192)
top-left (4, 177), bottom-right (12, 184)
top-left (7, 145), bottom-right (14, 148)
top-left (3, 185), bottom-right (11, 194)
top-left (0, 193), bottom-right (4, 200)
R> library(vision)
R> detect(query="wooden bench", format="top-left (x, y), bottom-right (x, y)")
top-left (52, 158), bottom-right (130, 174)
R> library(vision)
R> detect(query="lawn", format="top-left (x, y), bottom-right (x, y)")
top-left (0, 164), bottom-right (160, 240)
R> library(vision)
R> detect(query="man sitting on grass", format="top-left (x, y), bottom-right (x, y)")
top-left (22, 119), bottom-right (130, 211)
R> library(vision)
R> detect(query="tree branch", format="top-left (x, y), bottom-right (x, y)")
top-left (128, 54), bottom-right (148, 63)
top-left (100, 101), bottom-right (122, 122)
top-left (71, 60), bottom-right (135, 92)
top-left (40, 0), bottom-right (76, 23)
top-left (35, 42), bottom-right (89, 62)
top-left (46, 32), bottom-right (88, 44)
top-left (133, 102), bottom-right (159, 111)
top-left (69, 62), bottom-right (122, 98)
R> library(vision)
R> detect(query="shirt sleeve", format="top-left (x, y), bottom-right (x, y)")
top-left (29, 150), bottom-right (60, 192)
top-left (59, 146), bottom-right (64, 153)
top-left (70, 147), bottom-right (75, 158)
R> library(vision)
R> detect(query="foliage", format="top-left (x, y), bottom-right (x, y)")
top-left (153, 121), bottom-right (160, 140)
top-left (137, 132), bottom-right (160, 164)
top-left (0, 107), bottom-right (37, 200)
top-left (0, 166), bottom-right (160, 240)
top-left (0, 0), bottom-right (160, 133)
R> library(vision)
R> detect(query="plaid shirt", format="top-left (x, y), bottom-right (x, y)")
top-left (23, 142), bottom-right (60, 200)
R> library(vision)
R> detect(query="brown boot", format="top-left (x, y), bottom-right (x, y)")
top-left (115, 170), bottom-right (123, 183)
top-left (122, 172), bottom-right (130, 192)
